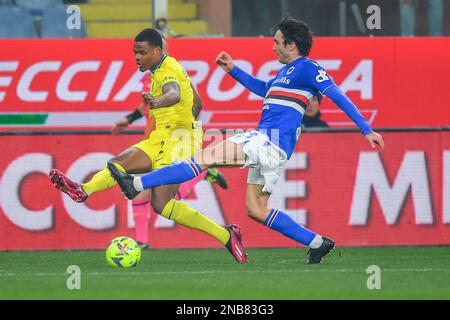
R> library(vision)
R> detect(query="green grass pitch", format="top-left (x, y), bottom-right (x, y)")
top-left (0, 247), bottom-right (449, 299)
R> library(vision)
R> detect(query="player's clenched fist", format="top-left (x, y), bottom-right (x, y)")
top-left (216, 51), bottom-right (235, 72)
top-left (141, 92), bottom-right (155, 108)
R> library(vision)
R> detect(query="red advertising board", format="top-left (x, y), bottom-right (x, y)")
top-left (1, 38), bottom-right (450, 129)
top-left (1, 130), bottom-right (449, 250)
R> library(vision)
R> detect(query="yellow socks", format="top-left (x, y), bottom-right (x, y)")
top-left (82, 165), bottom-right (231, 246)
top-left (81, 163), bottom-right (126, 195)
top-left (161, 199), bottom-right (230, 245)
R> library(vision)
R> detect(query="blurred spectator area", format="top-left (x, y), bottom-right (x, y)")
top-left (1, 0), bottom-right (448, 39)
top-left (0, 0), bottom-right (229, 38)
top-left (0, 0), bottom-right (87, 38)
top-left (71, 0), bottom-right (211, 38)
top-left (232, 0), bottom-right (450, 36)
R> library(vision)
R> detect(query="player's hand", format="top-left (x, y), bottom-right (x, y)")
top-left (365, 131), bottom-right (384, 152)
top-left (141, 92), bottom-right (156, 108)
top-left (215, 51), bottom-right (234, 72)
top-left (111, 118), bottom-right (129, 135)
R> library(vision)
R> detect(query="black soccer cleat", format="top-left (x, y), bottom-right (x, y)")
top-left (107, 161), bottom-right (140, 200)
top-left (307, 236), bottom-right (335, 264)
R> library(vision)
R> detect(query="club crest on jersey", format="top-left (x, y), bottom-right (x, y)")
top-left (286, 66), bottom-right (295, 75)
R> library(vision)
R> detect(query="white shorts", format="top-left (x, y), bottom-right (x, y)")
top-left (228, 130), bottom-right (288, 194)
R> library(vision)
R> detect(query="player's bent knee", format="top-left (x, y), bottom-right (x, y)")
top-left (109, 157), bottom-right (120, 165)
top-left (151, 198), bottom-right (169, 215)
top-left (109, 156), bottom-right (126, 169)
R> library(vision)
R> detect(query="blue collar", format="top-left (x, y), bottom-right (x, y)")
top-left (286, 56), bottom-right (305, 67)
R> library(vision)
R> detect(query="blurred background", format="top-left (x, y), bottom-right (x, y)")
top-left (0, 0), bottom-right (449, 38)
top-left (0, 0), bottom-right (449, 251)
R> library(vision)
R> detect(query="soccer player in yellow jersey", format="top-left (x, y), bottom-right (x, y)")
top-left (49, 28), bottom-right (247, 263)
top-left (112, 39), bottom-right (229, 250)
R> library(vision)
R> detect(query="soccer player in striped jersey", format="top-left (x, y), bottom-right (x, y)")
top-left (108, 18), bottom-right (385, 264)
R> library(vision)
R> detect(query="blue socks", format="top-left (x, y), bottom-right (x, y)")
top-left (138, 158), bottom-right (203, 190)
top-left (264, 209), bottom-right (318, 247)
top-left (137, 161), bottom-right (321, 248)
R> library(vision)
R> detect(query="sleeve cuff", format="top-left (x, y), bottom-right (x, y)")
top-left (361, 127), bottom-right (373, 135)
top-left (228, 65), bottom-right (239, 76)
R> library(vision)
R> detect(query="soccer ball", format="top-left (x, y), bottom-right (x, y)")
top-left (106, 236), bottom-right (142, 268)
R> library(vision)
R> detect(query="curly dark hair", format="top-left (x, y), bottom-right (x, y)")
top-left (278, 17), bottom-right (313, 57)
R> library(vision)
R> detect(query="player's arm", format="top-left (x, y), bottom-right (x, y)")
top-left (142, 82), bottom-right (180, 109)
top-left (216, 51), bottom-right (269, 98)
top-left (111, 102), bottom-right (145, 135)
top-left (304, 63), bottom-right (384, 151)
top-left (191, 83), bottom-right (202, 120)
top-left (323, 86), bottom-right (384, 151)
top-left (323, 85), bottom-right (372, 135)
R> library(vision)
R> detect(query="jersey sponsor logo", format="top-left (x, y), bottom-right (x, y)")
top-left (162, 76), bottom-right (177, 82)
top-left (286, 66), bottom-right (295, 75)
top-left (315, 70), bottom-right (329, 83)
top-left (272, 76), bottom-right (291, 85)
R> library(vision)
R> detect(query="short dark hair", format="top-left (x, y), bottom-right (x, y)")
top-left (278, 17), bottom-right (313, 56)
top-left (135, 28), bottom-right (163, 49)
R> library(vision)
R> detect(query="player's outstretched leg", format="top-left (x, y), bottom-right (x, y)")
top-left (51, 147), bottom-right (151, 202)
top-left (49, 169), bottom-right (88, 203)
top-left (247, 184), bottom-right (335, 264)
top-left (109, 139), bottom-right (244, 197)
top-left (50, 162), bottom-right (128, 202)
top-left (107, 158), bottom-right (204, 199)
